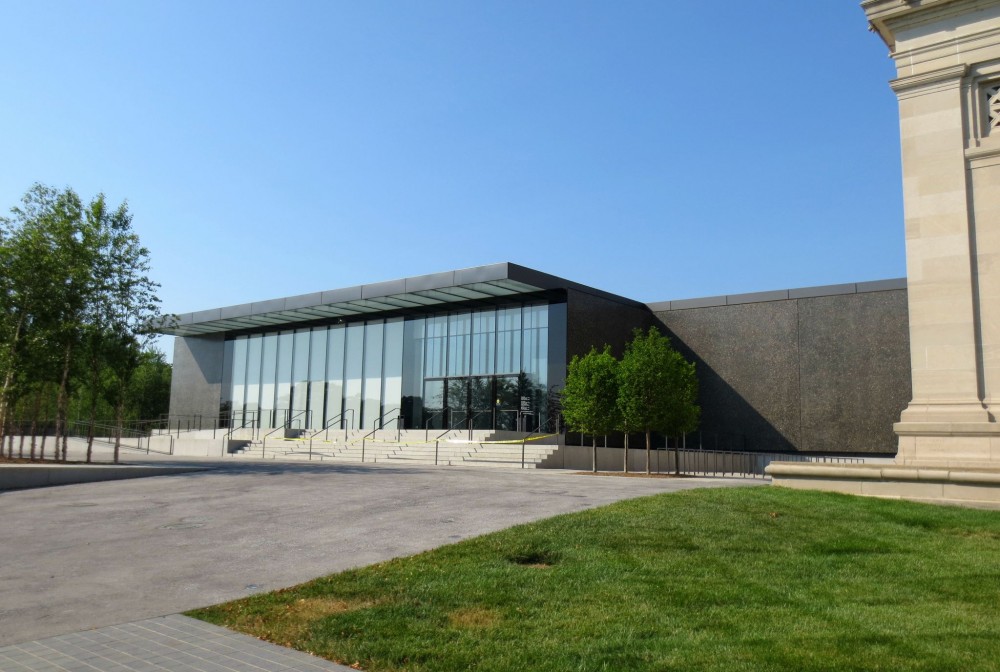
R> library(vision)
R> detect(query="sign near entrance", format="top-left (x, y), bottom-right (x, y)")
top-left (519, 396), bottom-right (532, 413)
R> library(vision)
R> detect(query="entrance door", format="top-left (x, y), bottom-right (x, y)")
top-left (423, 380), bottom-right (445, 429)
top-left (494, 376), bottom-right (519, 431)
top-left (469, 377), bottom-right (493, 430)
top-left (446, 378), bottom-right (469, 428)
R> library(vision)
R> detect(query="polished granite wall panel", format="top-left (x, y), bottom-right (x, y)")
top-left (565, 289), bottom-right (655, 361)
top-left (655, 301), bottom-right (802, 452)
top-left (797, 291), bottom-right (911, 454)
top-left (653, 289), bottom-right (911, 454)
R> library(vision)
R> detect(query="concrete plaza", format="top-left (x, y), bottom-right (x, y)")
top-left (0, 458), bottom-right (759, 668)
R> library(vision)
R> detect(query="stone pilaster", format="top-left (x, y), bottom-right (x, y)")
top-left (866, 0), bottom-right (1000, 467)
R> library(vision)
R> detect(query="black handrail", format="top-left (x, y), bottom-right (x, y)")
top-left (467, 410), bottom-right (492, 440)
top-left (424, 410), bottom-right (449, 441)
top-left (360, 413), bottom-right (402, 462)
top-left (307, 409), bottom-right (355, 446)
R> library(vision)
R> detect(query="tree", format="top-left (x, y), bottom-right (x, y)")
top-left (617, 327), bottom-right (699, 475)
top-left (561, 345), bottom-right (620, 472)
top-left (128, 350), bottom-right (171, 423)
top-left (0, 185), bottom-right (88, 458)
top-left (0, 184), bottom-right (164, 463)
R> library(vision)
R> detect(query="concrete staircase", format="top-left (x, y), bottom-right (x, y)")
top-left (223, 428), bottom-right (563, 468)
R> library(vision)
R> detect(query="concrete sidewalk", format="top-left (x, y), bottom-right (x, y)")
top-left (0, 614), bottom-right (352, 671)
top-left (0, 457), bottom-right (762, 669)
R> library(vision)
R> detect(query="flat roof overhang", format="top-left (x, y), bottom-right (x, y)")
top-left (156, 262), bottom-right (644, 337)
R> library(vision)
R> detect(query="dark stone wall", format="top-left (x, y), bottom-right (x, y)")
top-left (565, 288), bottom-right (655, 361)
top-left (653, 289), bottom-right (911, 454)
top-left (169, 335), bottom-right (225, 425)
top-left (796, 291), bottom-right (910, 453)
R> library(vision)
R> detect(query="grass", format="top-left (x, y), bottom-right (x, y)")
top-left (188, 487), bottom-right (1000, 671)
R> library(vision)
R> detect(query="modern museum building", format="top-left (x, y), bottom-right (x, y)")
top-left (160, 262), bottom-right (911, 455)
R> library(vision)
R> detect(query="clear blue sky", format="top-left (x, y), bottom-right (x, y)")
top-left (0, 1), bottom-right (903, 358)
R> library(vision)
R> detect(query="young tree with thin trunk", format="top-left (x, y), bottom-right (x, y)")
top-left (561, 346), bottom-right (620, 472)
top-left (617, 327), bottom-right (700, 475)
top-left (1, 184), bottom-right (165, 463)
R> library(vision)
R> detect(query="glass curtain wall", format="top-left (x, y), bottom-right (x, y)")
top-left (221, 300), bottom-right (565, 432)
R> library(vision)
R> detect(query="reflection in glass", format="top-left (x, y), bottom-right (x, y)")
top-left (259, 334), bottom-right (279, 425)
top-left (471, 310), bottom-right (495, 375)
top-left (220, 339), bottom-right (234, 422)
top-left (362, 321), bottom-right (384, 428)
top-left (401, 318), bottom-right (425, 429)
top-left (326, 326), bottom-right (346, 427)
top-left (275, 331), bottom-right (294, 426)
top-left (230, 337), bottom-right (248, 423)
top-left (245, 334), bottom-right (264, 419)
top-left (343, 323), bottom-right (364, 430)
top-left (291, 330), bottom-right (310, 427)
top-left (308, 328), bottom-right (328, 430)
top-left (447, 377), bottom-right (469, 427)
top-left (425, 316), bottom-right (447, 378)
top-left (447, 313), bottom-right (471, 377)
top-left (382, 318), bottom-right (404, 424)
top-left (423, 379), bottom-right (444, 429)
top-left (496, 306), bottom-right (521, 374)
top-left (470, 377), bottom-right (493, 429)
top-left (221, 297), bottom-right (565, 433)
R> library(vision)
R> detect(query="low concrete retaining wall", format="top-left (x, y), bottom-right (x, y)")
top-left (0, 464), bottom-right (209, 491)
top-left (767, 461), bottom-right (1000, 505)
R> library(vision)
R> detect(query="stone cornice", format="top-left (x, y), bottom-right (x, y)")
top-left (966, 142), bottom-right (1000, 167)
top-left (890, 64), bottom-right (969, 97)
top-left (863, 0), bottom-right (994, 50)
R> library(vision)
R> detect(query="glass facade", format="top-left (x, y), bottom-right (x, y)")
top-left (221, 300), bottom-right (567, 432)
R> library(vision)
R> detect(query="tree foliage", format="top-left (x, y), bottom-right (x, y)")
top-left (560, 329), bottom-right (700, 474)
top-left (561, 345), bottom-right (620, 472)
top-left (617, 327), bottom-right (699, 474)
top-left (0, 184), bottom-right (168, 462)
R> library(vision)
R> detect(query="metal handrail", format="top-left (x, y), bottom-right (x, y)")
top-left (519, 417), bottom-right (558, 469)
top-left (424, 410), bottom-right (449, 441)
top-left (308, 409), bottom-right (355, 444)
top-left (360, 414), bottom-right (402, 462)
top-left (376, 407), bottom-right (400, 431)
top-left (467, 410), bottom-right (492, 440)
top-left (221, 410), bottom-right (262, 455)
top-left (260, 424), bottom-right (288, 458)
top-left (282, 409), bottom-right (311, 430)
top-left (68, 419), bottom-right (161, 455)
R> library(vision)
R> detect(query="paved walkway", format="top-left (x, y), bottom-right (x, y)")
top-left (0, 455), bottom-right (762, 670)
top-left (0, 615), bottom-right (353, 671)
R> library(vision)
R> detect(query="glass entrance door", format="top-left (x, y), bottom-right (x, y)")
top-left (446, 378), bottom-right (469, 428)
top-left (495, 375), bottom-right (519, 431)
top-left (423, 379), bottom-right (445, 429)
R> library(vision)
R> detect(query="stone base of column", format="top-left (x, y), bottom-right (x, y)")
top-left (898, 401), bottom-right (994, 424)
top-left (893, 422), bottom-right (1000, 468)
top-left (764, 413), bottom-right (1000, 506)
top-left (765, 462), bottom-right (1000, 508)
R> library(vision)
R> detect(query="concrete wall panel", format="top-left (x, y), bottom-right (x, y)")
top-left (169, 335), bottom-right (225, 424)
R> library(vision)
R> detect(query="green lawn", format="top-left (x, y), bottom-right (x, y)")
top-left (189, 487), bottom-right (1000, 671)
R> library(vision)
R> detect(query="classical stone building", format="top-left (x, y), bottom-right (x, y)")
top-left (769, 0), bottom-right (1000, 504)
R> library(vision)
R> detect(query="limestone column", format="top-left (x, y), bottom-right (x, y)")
top-left (864, 0), bottom-right (1000, 466)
